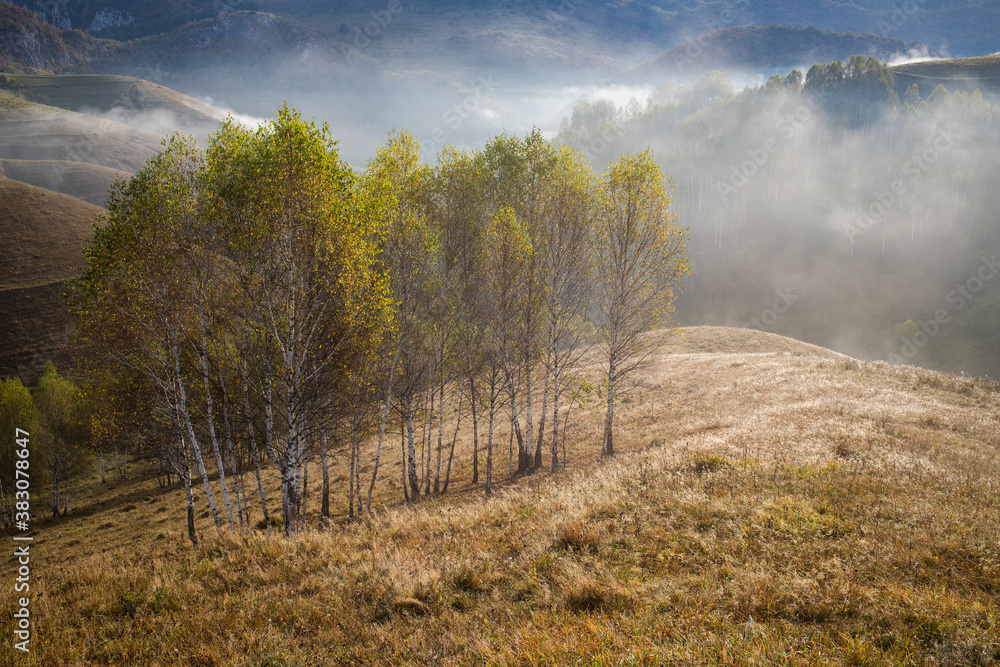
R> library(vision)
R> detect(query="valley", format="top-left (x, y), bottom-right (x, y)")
top-left (1, 3), bottom-right (999, 663)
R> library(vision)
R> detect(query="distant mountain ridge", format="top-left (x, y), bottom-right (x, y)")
top-left (0, 4), bottom-right (361, 78)
top-left (8, 0), bottom-right (1000, 55)
top-left (3, 0), bottom-right (1000, 80)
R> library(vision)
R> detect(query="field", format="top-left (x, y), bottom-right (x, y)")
top-left (1, 327), bottom-right (997, 665)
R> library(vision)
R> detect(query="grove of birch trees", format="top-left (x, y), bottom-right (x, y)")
top-left (70, 106), bottom-right (688, 546)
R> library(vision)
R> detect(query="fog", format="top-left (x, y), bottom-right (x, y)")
top-left (87, 43), bottom-right (1000, 379)
top-left (887, 45), bottom-right (942, 67)
top-left (551, 67), bottom-right (1000, 378)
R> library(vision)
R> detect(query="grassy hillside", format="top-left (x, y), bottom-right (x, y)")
top-left (1, 327), bottom-right (997, 664)
top-left (0, 179), bottom-right (103, 291)
top-left (0, 88), bottom-right (164, 172)
top-left (0, 281), bottom-right (79, 383)
top-left (0, 74), bottom-right (225, 131)
top-left (616, 26), bottom-right (928, 85)
top-left (0, 179), bottom-right (103, 379)
top-left (0, 158), bottom-right (128, 205)
top-left (0, 79), bottom-right (233, 381)
top-left (893, 54), bottom-right (1000, 98)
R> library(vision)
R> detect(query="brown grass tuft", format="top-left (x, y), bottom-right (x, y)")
top-left (555, 520), bottom-right (602, 553)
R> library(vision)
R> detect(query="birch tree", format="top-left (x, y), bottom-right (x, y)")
top-left (594, 150), bottom-right (688, 457)
top-left (537, 147), bottom-right (595, 472)
top-left (34, 363), bottom-right (89, 517)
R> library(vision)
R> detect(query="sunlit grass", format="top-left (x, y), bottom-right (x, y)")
top-left (2, 327), bottom-right (998, 665)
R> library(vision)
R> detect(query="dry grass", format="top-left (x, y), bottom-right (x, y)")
top-left (0, 158), bottom-right (128, 206)
top-left (0, 179), bottom-right (103, 291)
top-left (2, 326), bottom-right (999, 665)
top-left (0, 178), bottom-right (105, 379)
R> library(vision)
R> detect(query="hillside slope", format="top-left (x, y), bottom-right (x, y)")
top-left (0, 158), bottom-right (128, 205)
top-left (0, 178), bottom-right (102, 290)
top-left (1, 327), bottom-right (997, 664)
top-left (893, 54), bottom-right (1000, 98)
top-left (2, 73), bottom-right (226, 133)
top-left (0, 89), bottom-right (163, 172)
top-left (615, 26), bottom-right (930, 85)
top-left (0, 178), bottom-right (102, 379)
top-left (0, 79), bottom-right (235, 381)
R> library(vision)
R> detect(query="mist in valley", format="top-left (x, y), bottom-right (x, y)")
top-left (548, 63), bottom-right (1000, 378)
top-left (164, 50), bottom-right (1000, 379)
top-left (5, 0), bottom-right (1000, 379)
top-left (7, 5), bottom-right (1000, 662)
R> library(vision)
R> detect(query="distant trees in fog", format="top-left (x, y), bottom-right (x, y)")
top-left (69, 109), bottom-right (687, 545)
top-left (556, 56), bottom-right (1000, 367)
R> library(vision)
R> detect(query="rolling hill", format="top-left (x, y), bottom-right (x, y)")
top-left (0, 326), bottom-right (996, 664)
top-left (615, 26), bottom-right (933, 85)
top-left (0, 88), bottom-right (165, 172)
top-left (0, 179), bottom-right (103, 291)
top-left (0, 80), bottom-right (223, 381)
top-left (0, 178), bottom-right (103, 380)
top-left (893, 54), bottom-right (1000, 99)
top-left (0, 158), bottom-right (128, 205)
top-left (1, 73), bottom-right (226, 132)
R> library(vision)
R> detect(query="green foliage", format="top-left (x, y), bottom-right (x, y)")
top-left (0, 377), bottom-right (40, 495)
top-left (0, 377), bottom-right (37, 436)
top-left (804, 56), bottom-right (899, 126)
top-left (33, 362), bottom-right (89, 503)
top-left (69, 104), bottom-right (692, 527)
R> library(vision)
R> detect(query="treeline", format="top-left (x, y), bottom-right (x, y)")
top-left (70, 107), bottom-right (688, 545)
top-left (0, 364), bottom-right (89, 525)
